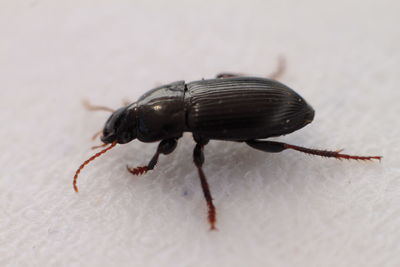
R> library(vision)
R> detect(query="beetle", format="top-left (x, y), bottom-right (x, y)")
top-left (73, 62), bottom-right (381, 230)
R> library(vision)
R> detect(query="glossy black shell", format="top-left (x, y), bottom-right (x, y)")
top-left (135, 77), bottom-right (314, 142)
top-left (185, 77), bottom-right (314, 140)
top-left (136, 81), bottom-right (186, 142)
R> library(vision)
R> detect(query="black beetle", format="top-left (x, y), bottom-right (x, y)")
top-left (73, 63), bottom-right (381, 230)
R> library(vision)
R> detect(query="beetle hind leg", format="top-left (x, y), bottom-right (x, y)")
top-left (246, 140), bottom-right (382, 161)
top-left (216, 56), bottom-right (286, 80)
top-left (216, 73), bottom-right (243, 79)
top-left (268, 55), bottom-right (286, 80)
top-left (127, 139), bottom-right (177, 175)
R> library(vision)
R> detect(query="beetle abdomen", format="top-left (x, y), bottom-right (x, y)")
top-left (185, 77), bottom-right (314, 140)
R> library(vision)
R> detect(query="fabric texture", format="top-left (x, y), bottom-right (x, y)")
top-left (1, 1), bottom-right (399, 266)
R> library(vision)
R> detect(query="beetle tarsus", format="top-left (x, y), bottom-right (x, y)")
top-left (127, 165), bottom-right (149, 175)
top-left (126, 139), bottom-right (178, 176)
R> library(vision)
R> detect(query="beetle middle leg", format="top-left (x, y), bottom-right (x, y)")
top-left (246, 140), bottom-right (382, 161)
top-left (193, 138), bottom-right (217, 230)
top-left (127, 139), bottom-right (177, 175)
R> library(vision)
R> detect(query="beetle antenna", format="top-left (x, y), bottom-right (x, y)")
top-left (73, 141), bottom-right (117, 193)
top-left (82, 99), bottom-right (115, 112)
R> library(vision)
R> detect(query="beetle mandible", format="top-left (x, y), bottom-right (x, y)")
top-left (73, 60), bottom-right (381, 230)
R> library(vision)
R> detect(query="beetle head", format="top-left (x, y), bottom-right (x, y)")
top-left (101, 104), bottom-right (137, 144)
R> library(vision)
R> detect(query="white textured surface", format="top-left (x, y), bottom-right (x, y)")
top-left (1, 1), bottom-right (399, 266)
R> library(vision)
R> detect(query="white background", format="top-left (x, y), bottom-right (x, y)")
top-left (1, 0), bottom-right (399, 266)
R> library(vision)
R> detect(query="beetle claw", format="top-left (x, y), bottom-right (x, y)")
top-left (126, 165), bottom-right (149, 176)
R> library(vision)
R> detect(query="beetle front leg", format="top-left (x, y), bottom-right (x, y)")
top-left (193, 141), bottom-right (217, 230)
top-left (246, 140), bottom-right (382, 161)
top-left (127, 139), bottom-right (177, 175)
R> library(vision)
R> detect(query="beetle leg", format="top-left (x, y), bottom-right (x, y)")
top-left (216, 73), bottom-right (243, 78)
top-left (246, 140), bottom-right (382, 161)
top-left (268, 55), bottom-right (286, 80)
top-left (127, 139), bottom-right (177, 175)
top-left (82, 99), bottom-right (115, 112)
top-left (193, 142), bottom-right (217, 230)
top-left (215, 56), bottom-right (286, 80)
top-left (122, 98), bottom-right (131, 106)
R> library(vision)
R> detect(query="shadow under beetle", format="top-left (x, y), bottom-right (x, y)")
top-left (73, 60), bottom-right (381, 230)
